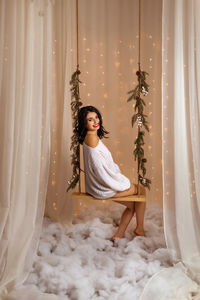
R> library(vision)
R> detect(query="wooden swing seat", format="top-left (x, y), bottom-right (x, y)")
top-left (72, 192), bottom-right (146, 202)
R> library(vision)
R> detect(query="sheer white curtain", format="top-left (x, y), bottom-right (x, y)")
top-left (140, 0), bottom-right (200, 298)
top-left (0, 0), bottom-right (74, 299)
top-left (44, 0), bottom-right (75, 225)
top-left (162, 0), bottom-right (200, 275)
top-left (0, 0), bottom-right (52, 297)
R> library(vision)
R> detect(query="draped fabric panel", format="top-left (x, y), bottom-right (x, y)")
top-left (0, 0), bottom-right (52, 294)
top-left (140, 0), bottom-right (200, 298)
top-left (0, 0), bottom-right (74, 298)
top-left (162, 0), bottom-right (200, 275)
top-left (44, 0), bottom-right (75, 225)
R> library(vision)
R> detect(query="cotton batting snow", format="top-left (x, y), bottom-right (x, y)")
top-left (24, 203), bottom-right (173, 299)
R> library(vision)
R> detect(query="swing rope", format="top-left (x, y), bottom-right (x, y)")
top-left (76, 0), bottom-right (81, 193)
top-left (68, 0), bottom-right (149, 198)
top-left (138, 0), bottom-right (141, 71)
top-left (137, 0), bottom-right (141, 192)
top-left (127, 0), bottom-right (151, 191)
top-left (76, 0), bottom-right (79, 70)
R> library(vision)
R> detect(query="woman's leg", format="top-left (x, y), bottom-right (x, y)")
top-left (111, 201), bottom-right (135, 240)
top-left (134, 202), bottom-right (146, 236)
top-left (111, 183), bottom-right (146, 239)
top-left (134, 185), bottom-right (146, 236)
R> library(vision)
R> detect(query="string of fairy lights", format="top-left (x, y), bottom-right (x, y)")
top-left (50, 1), bottom-right (163, 213)
top-left (2, 0), bottom-right (197, 218)
top-left (9, 1), bottom-right (196, 213)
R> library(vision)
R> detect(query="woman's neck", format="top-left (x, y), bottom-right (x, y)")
top-left (86, 131), bottom-right (98, 136)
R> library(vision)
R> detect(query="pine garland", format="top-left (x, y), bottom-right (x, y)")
top-left (127, 69), bottom-right (151, 189)
top-left (67, 68), bottom-right (82, 192)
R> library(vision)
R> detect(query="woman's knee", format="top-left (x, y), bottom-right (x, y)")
top-left (121, 201), bottom-right (135, 212)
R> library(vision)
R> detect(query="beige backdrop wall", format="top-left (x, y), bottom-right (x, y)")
top-left (73, 0), bottom-right (162, 213)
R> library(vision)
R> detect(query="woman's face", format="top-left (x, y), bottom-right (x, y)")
top-left (86, 111), bottom-right (100, 132)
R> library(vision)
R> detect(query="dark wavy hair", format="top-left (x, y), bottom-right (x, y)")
top-left (76, 106), bottom-right (109, 144)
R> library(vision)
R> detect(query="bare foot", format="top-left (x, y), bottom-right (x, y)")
top-left (134, 228), bottom-right (145, 236)
top-left (111, 233), bottom-right (124, 242)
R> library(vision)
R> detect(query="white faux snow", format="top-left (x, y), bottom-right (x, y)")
top-left (24, 203), bottom-right (173, 300)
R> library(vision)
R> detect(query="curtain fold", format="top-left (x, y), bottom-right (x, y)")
top-left (0, 0), bottom-right (50, 292)
top-left (0, 0), bottom-right (69, 298)
top-left (139, 0), bottom-right (200, 298)
top-left (162, 0), bottom-right (200, 274)
top-left (0, 0), bottom-right (75, 297)
top-left (44, 0), bottom-right (75, 226)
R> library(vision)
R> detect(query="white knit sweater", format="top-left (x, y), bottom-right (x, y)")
top-left (83, 139), bottom-right (130, 199)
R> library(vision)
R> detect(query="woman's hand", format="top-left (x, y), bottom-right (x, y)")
top-left (128, 183), bottom-right (138, 195)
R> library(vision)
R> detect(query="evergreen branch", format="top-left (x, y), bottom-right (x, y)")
top-left (127, 69), bottom-right (151, 190)
top-left (67, 68), bottom-right (83, 192)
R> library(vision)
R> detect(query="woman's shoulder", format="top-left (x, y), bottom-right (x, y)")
top-left (84, 134), bottom-right (99, 148)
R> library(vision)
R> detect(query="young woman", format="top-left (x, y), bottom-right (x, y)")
top-left (77, 106), bottom-right (146, 241)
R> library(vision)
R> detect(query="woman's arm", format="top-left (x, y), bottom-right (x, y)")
top-left (88, 150), bottom-right (131, 192)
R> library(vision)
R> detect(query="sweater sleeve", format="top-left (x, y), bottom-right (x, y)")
top-left (89, 150), bottom-right (130, 192)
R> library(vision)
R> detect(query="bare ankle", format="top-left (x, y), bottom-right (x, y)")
top-left (134, 227), bottom-right (145, 236)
